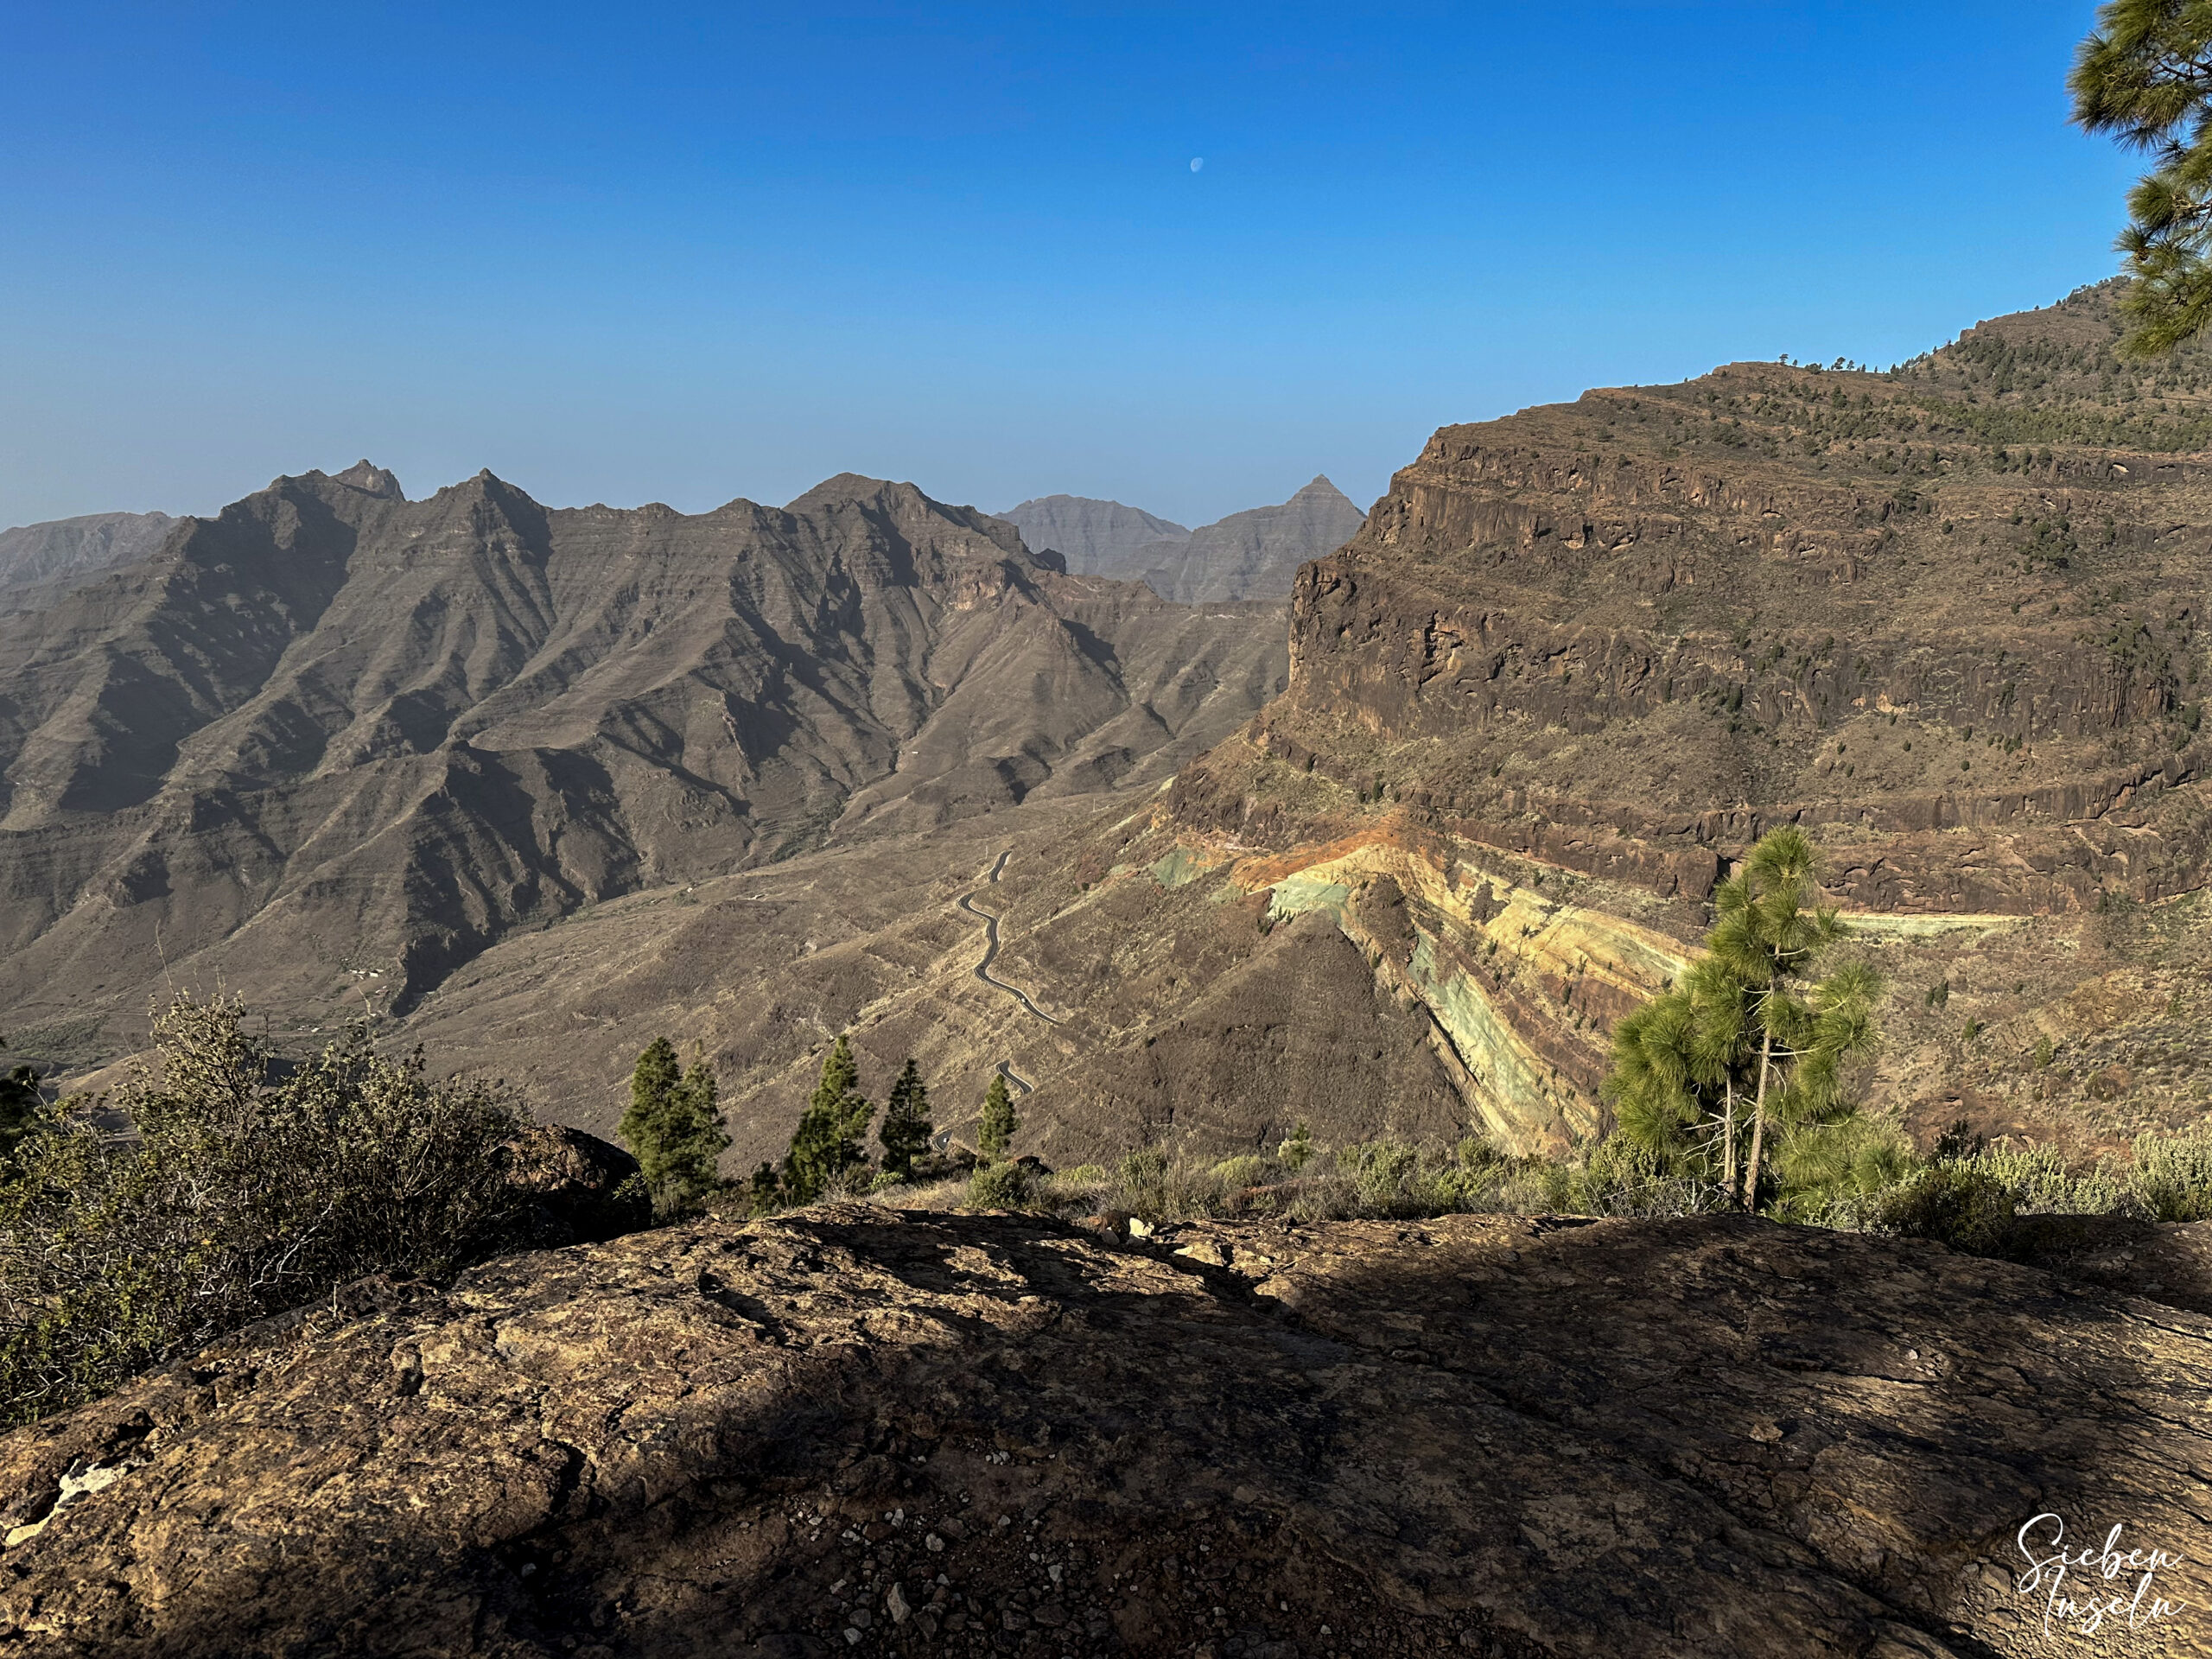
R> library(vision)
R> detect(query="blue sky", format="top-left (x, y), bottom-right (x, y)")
top-left (0, 2), bottom-right (2140, 530)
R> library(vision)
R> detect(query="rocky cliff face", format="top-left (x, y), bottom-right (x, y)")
top-left (1133, 476), bottom-right (1367, 603)
top-left (0, 466), bottom-right (1285, 1065)
top-left (0, 511), bottom-right (175, 608)
top-left (1244, 293), bottom-right (2212, 915)
top-left (1051, 284), bottom-right (2212, 1156)
top-left (3, 1205), bottom-right (2205, 1657)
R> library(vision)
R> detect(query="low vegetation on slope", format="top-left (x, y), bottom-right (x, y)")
top-left (5, 974), bottom-right (2209, 1435)
top-left (0, 997), bottom-right (645, 1427)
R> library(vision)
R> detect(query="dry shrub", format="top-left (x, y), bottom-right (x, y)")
top-left (0, 995), bottom-right (528, 1427)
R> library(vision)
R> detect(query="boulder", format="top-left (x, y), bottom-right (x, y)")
top-left (499, 1123), bottom-right (651, 1245)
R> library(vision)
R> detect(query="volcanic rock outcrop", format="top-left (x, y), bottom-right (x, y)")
top-left (2, 1206), bottom-right (2205, 1657)
top-left (1111, 282), bottom-right (2212, 1155)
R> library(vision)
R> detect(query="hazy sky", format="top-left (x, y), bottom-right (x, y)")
top-left (1, 2), bottom-right (2139, 531)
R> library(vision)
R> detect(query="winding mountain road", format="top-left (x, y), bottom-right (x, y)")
top-left (934, 851), bottom-right (1051, 1152)
top-left (958, 851), bottom-right (1063, 1027)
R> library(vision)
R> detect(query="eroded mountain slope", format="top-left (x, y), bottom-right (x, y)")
top-left (0, 465), bottom-right (1284, 1067)
top-left (1135, 282), bottom-right (2212, 1156)
top-left (0, 510), bottom-right (175, 609)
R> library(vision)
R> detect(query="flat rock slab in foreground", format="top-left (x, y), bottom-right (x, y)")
top-left (1, 1209), bottom-right (2207, 1657)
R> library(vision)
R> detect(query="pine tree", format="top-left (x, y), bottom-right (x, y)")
top-left (1712, 829), bottom-right (1881, 1210)
top-left (745, 1161), bottom-right (783, 1216)
top-left (976, 1071), bottom-right (1017, 1160)
top-left (1603, 828), bottom-right (1880, 1211)
top-left (667, 1050), bottom-right (731, 1212)
top-left (2073, 3), bottom-right (2212, 354)
top-left (618, 1037), bottom-right (682, 1197)
top-left (784, 1034), bottom-right (874, 1203)
top-left (1605, 954), bottom-right (1755, 1203)
top-left (618, 1038), bottom-right (730, 1218)
top-left (877, 1058), bottom-right (933, 1181)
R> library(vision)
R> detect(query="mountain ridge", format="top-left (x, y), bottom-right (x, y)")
top-left (995, 478), bottom-right (1366, 602)
top-left (993, 494), bottom-right (1188, 576)
top-left (1131, 474), bottom-right (1366, 603)
top-left (0, 466), bottom-right (1285, 1068)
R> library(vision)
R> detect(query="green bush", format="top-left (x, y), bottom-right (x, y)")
top-left (2130, 1122), bottom-right (2212, 1221)
top-left (1035, 1164), bottom-right (1108, 1211)
top-left (1109, 1147), bottom-right (1172, 1215)
top-left (1209, 1154), bottom-right (1265, 1189)
top-left (1344, 1140), bottom-right (1421, 1211)
top-left (1967, 1141), bottom-right (2126, 1216)
top-left (1538, 1135), bottom-right (1731, 1219)
top-left (1872, 1165), bottom-right (2019, 1255)
top-left (966, 1161), bottom-right (1033, 1211)
top-left (0, 995), bottom-right (526, 1427)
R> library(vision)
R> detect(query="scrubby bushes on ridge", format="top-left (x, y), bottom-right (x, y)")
top-left (903, 1114), bottom-right (2212, 1248)
top-left (1866, 1122), bottom-right (2212, 1253)
top-left (0, 995), bottom-right (537, 1427)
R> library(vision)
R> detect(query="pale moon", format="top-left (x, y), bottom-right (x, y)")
top-left (1190, 157), bottom-right (1204, 172)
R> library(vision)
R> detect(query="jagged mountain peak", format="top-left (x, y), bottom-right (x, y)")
top-left (0, 465), bottom-right (1287, 1051)
top-left (334, 460), bottom-right (405, 499)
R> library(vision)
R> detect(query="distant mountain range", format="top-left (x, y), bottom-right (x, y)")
top-left (988, 496), bottom-right (1188, 578)
top-left (0, 510), bottom-right (175, 608)
top-left (3, 476), bottom-right (1362, 618)
top-left (996, 475), bottom-right (1365, 602)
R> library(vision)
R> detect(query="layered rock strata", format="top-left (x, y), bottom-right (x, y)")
top-left (1131, 283), bottom-right (2212, 1152)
